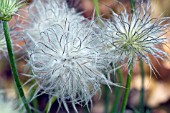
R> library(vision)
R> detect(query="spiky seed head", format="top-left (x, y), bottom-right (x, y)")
top-left (27, 20), bottom-right (114, 113)
top-left (101, 2), bottom-right (169, 71)
top-left (22, 0), bottom-right (116, 112)
top-left (0, 0), bottom-right (25, 21)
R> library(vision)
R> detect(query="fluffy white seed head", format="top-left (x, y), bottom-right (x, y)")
top-left (23, 0), bottom-right (115, 112)
top-left (101, 2), bottom-right (170, 70)
top-left (27, 20), bottom-right (113, 113)
top-left (23, 0), bottom-right (84, 43)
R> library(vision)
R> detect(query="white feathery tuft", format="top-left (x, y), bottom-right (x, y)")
top-left (23, 0), bottom-right (117, 112)
top-left (100, 2), bottom-right (170, 73)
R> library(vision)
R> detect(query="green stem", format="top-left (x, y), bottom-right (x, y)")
top-left (83, 106), bottom-right (89, 113)
top-left (3, 21), bottom-right (31, 113)
top-left (110, 68), bottom-right (123, 113)
top-left (120, 64), bottom-right (133, 113)
top-left (28, 86), bottom-right (38, 113)
top-left (92, 0), bottom-right (100, 17)
top-left (130, 0), bottom-right (136, 13)
top-left (139, 60), bottom-right (145, 113)
top-left (119, 1), bottom-right (135, 113)
top-left (33, 99), bottom-right (38, 113)
top-left (44, 96), bottom-right (57, 113)
top-left (92, 0), bottom-right (102, 25)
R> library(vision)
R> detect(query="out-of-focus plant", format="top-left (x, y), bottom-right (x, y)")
top-left (0, 94), bottom-right (20, 113)
top-left (0, 21), bottom-right (6, 54)
top-left (0, 0), bottom-right (31, 113)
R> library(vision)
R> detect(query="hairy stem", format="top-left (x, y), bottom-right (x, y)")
top-left (120, 64), bottom-right (133, 113)
top-left (3, 21), bottom-right (31, 113)
top-left (139, 60), bottom-right (145, 113)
